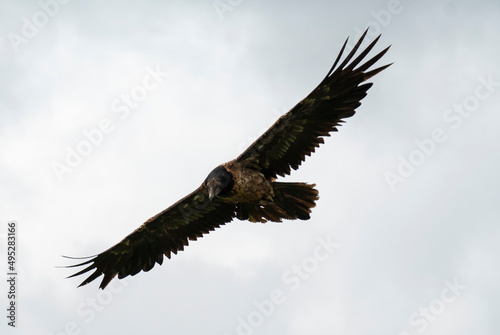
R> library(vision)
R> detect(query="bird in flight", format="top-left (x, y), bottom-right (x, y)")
top-left (65, 29), bottom-right (391, 289)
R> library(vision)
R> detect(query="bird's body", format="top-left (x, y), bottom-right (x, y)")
top-left (219, 160), bottom-right (274, 204)
top-left (65, 29), bottom-right (391, 289)
top-left (206, 160), bottom-right (319, 223)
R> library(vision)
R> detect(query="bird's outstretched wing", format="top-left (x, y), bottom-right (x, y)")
top-left (236, 29), bottom-right (391, 179)
top-left (65, 186), bottom-right (236, 289)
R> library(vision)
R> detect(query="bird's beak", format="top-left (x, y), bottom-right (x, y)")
top-left (208, 189), bottom-right (216, 202)
top-left (206, 179), bottom-right (221, 202)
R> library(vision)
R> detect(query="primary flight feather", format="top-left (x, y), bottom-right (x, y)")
top-left (65, 29), bottom-right (391, 289)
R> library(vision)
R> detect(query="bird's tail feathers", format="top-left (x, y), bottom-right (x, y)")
top-left (237, 182), bottom-right (319, 223)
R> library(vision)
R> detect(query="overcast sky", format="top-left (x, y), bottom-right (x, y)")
top-left (1, 0), bottom-right (499, 334)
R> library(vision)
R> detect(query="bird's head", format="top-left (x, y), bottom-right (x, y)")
top-left (204, 166), bottom-right (234, 202)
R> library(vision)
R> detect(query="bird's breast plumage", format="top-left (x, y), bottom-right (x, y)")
top-left (222, 160), bottom-right (274, 203)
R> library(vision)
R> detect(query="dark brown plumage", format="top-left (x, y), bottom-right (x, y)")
top-left (65, 29), bottom-right (391, 289)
